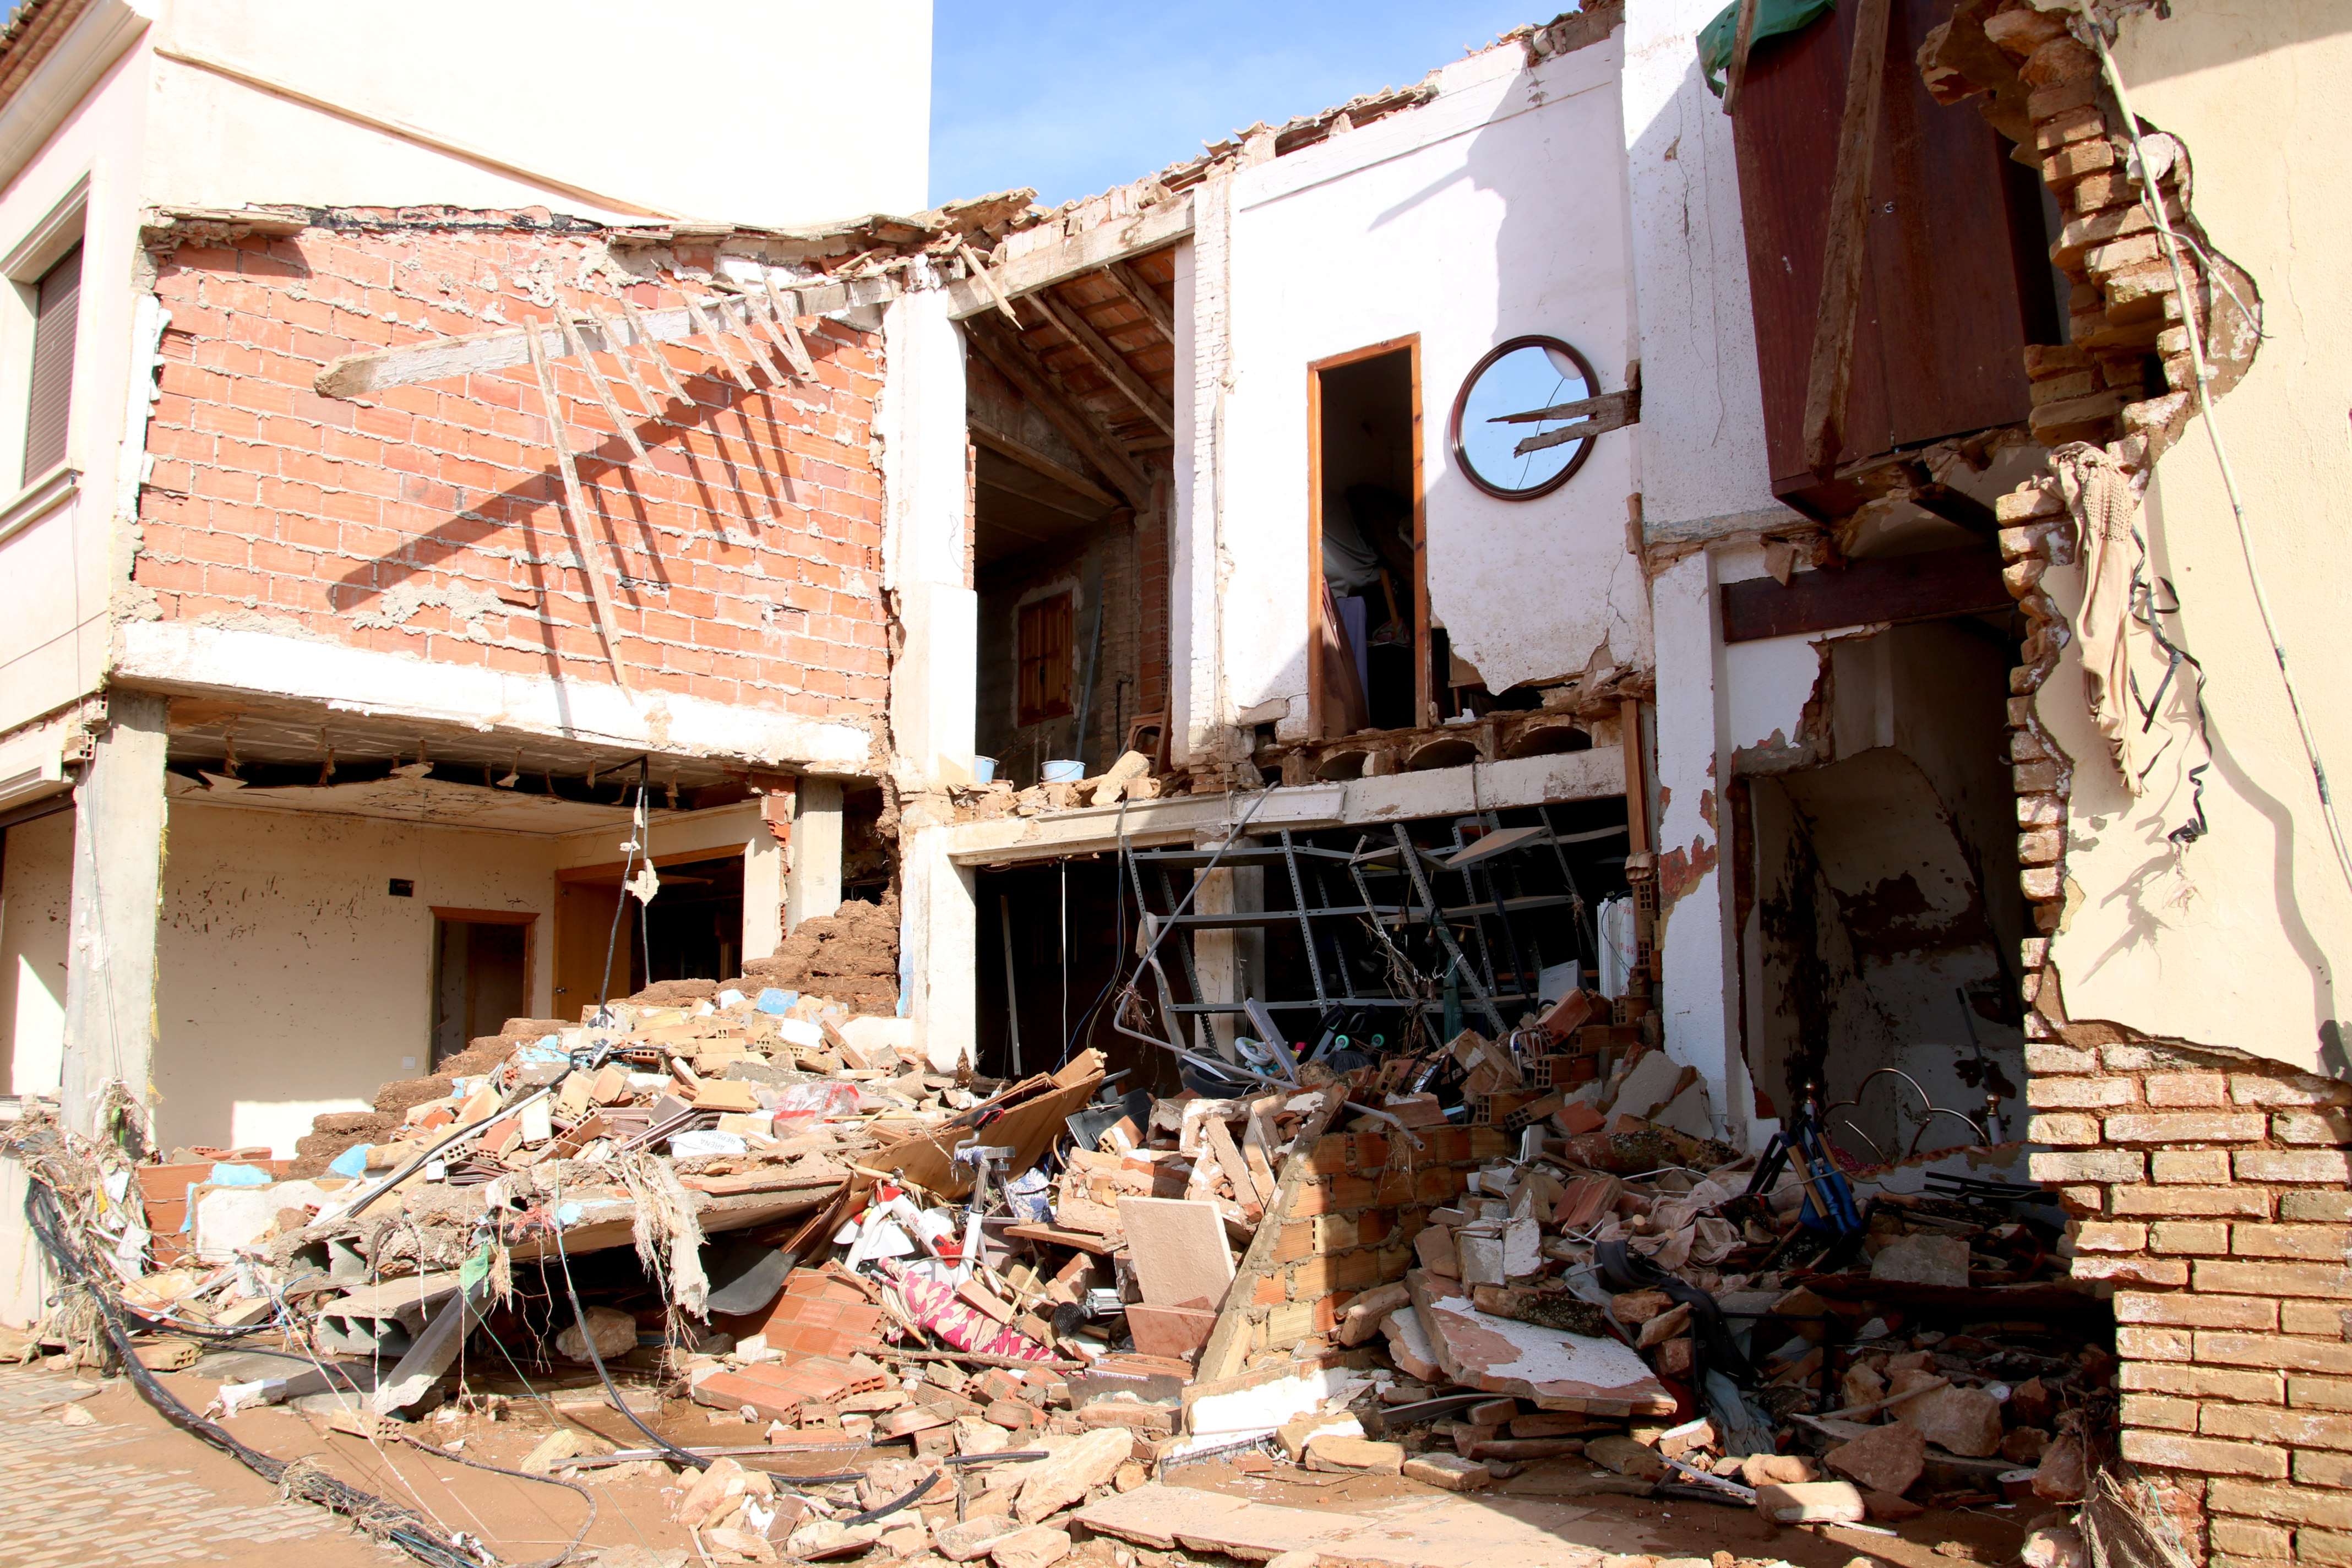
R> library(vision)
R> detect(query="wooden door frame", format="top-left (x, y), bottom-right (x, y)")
top-left (1306, 335), bottom-right (1427, 739)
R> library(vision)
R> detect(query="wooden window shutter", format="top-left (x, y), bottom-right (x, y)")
top-left (24, 242), bottom-right (80, 483)
top-left (1017, 592), bottom-right (1075, 726)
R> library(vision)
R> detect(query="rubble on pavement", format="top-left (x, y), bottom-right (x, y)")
top-left (1, 952), bottom-right (2110, 1568)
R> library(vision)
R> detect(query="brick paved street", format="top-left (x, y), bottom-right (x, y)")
top-left (0, 1362), bottom-right (389, 1567)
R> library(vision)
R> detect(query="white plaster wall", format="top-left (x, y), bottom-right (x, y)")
top-left (146, 1), bottom-right (930, 225)
top-left (154, 800), bottom-right (557, 1156)
top-left (1617, 0), bottom-right (1780, 540)
top-left (2038, 4), bottom-right (2352, 1074)
top-left (1217, 36), bottom-right (1648, 733)
top-left (1, 810), bottom-right (73, 1096)
top-left (0, 30), bottom-right (151, 736)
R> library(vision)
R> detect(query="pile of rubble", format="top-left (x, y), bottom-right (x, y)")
top-left (2, 961), bottom-right (2117, 1568)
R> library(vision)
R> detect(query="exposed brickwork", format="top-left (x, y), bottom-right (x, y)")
top-left (2029, 1042), bottom-right (2352, 1564)
top-left (1930, 8), bottom-right (2302, 1558)
top-left (133, 213), bottom-right (889, 718)
top-left (1236, 1125), bottom-right (1507, 1360)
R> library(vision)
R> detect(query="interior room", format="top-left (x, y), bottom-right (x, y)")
top-left (1311, 344), bottom-right (1420, 737)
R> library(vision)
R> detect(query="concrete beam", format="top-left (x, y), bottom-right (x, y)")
top-left (942, 747), bottom-right (1625, 867)
top-left (60, 691), bottom-right (170, 1144)
top-left (787, 777), bottom-right (844, 930)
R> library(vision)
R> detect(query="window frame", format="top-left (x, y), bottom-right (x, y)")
top-left (0, 175), bottom-right (89, 510)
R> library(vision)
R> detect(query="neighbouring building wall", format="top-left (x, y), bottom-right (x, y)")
top-left (145, 1), bottom-right (931, 226)
top-left (2032, 3), bottom-right (2352, 1076)
top-left (1212, 29), bottom-right (1651, 740)
top-left (154, 798), bottom-right (558, 1157)
top-left (1, 809), bottom-right (72, 1096)
top-left (1919, 4), bottom-right (2352, 1554)
top-left (0, 25), bottom-right (153, 736)
top-left (123, 216), bottom-right (888, 769)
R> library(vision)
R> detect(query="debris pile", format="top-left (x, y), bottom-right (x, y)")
top-left (2, 949), bottom-right (2111, 1568)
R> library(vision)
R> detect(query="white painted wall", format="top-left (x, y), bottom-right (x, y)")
top-left (154, 799), bottom-right (558, 1156)
top-left (1617, 0), bottom-right (1780, 542)
top-left (2035, 4), bottom-right (2352, 1074)
top-left (1, 809), bottom-right (73, 1096)
top-left (146, 1), bottom-right (930, 225)
top-left (1214, 36), bottom-right (1649, 737)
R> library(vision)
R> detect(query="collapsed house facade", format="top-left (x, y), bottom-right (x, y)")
top-left (0, 0), bottom-right (2348, 1560)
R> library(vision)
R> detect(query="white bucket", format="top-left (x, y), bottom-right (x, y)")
top-left (1042, 759), bottom-right (1085, 783)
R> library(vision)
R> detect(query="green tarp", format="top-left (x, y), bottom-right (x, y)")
top-left (1698, 0), bottom-right (1836, 96)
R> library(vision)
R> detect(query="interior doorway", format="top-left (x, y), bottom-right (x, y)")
top-left (553, 852), bottom-right (745, 1017)
top-left (429, 908), bottom-right (534, 1066)
top-left (1309, 339), bottom-right (1423, 737)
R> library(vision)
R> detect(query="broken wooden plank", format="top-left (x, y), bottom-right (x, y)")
top-left (965, 318), bottom-right (1155, 510)
top-left (1504, 388), bottom-right (1642, 457)
top-left (943, 199), bottom-right (1193, 321)
top-left (556, 312), bottom-right (649, 459)
top-left (761, 274), bottom-right (818, 379)
top-left (582, 303), bottom-right (662, 413)
top-left (315, 276), bottom-right (892, 399)
top-left (1722, 0), bottom-right (1762, 116)
top-left (1720, 544), bottom-right (2010, 643)
top-left (682, 294), bottom-right (762, 393)
top-left (621, 297), bottom-right (693, 404)
top-left (1027, 290), bottom-right (1175, 436)
top-left (1799, 0), bottom-right (1896, 477)
top-left (523, 325), bottom-right (632, 691)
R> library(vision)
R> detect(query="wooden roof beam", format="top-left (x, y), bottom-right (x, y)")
top-left (965, 319), bottom-right (1155, 511)
top-left (970, 422), bottom-right (1121, 511)
top-left (1102, 261), bottom-right (1176, 344)
top-left (315, 276), bottom-right (894, 399)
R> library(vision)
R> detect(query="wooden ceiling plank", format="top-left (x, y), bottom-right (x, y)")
top-left (943, 199), bottom-right (1194, 320)
top-left (1103, 260), bottom-right (1177, 344)
top-left (1029, 291), bottom-right (1175, 436)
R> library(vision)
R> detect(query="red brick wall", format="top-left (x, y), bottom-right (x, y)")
top-left (133, 215), bottom-right (888, 720)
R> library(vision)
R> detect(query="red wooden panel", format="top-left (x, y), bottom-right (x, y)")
top-left (1732, 0), bottom-right (2052, 509)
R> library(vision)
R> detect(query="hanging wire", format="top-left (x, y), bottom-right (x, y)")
top-left (2081, 15), bottom-right (2352, 906)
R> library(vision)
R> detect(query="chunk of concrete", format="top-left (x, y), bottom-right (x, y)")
top-left (1893, 1379), bottom-right (2005, 1458)
top-left (1869, 1234), bottom-right (1969, 1289)
top-left (1456, 1229), bottom-right (1506, 1288)
top-left (1754, 1481), bottom-right (1865, 1524)
top-left (1739, 1453), bottom-right (1818, 1487)
top-left (1401, 1453), bottom-right (1494, 1492)
top-left (1825, 1420), bottom-right (1926, 1498)
top-left (934, 1514), bottom-right (1023, 1561)
top-left (1305, 1435), bottom-right (1403, 1473)
top-left (1014, 1427), bottom-right (1132, 1522)
top-left (1586, 1435), bottom-right (1668, 1479)
top-left (989, 1526), bottom-right (1074, 1568)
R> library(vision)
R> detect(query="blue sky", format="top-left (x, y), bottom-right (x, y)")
top-left (927, 1), bottom-right (1560, 209)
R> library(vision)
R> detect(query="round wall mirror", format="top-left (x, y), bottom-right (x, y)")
top-left (1449, 335), bottom-right (1601, 500)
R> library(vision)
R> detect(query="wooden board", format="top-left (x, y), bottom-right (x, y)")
top-left (1729, 0), bottom-right (2051, 513)
top-left (1719, 545), bottom-right (2008, 643)
top-left (943, 205), bottom-right (1194, 320)
top-left (863, 1052), bottom-right (1106, 1199)
top-left (1118, 1197), bottom-right (1235, 1310)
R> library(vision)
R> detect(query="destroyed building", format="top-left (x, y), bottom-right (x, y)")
top-left (1, 1), bottom-right (2349, 1566)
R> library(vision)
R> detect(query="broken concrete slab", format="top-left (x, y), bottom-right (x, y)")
top-left (1406, 1270), bottom-right (1675, 1416)
top-left (1014, 1426), bottom-right (1131, 1522)
top-left (1117, 1196), bottom-right (1234, 1309)
top-left (1075, 1483), bottom-right (1603, 1568)
top-left (1755, 1480), bottom-right (1865, 1524)
top-left (1382, 1302), bottom-right (1442, 1384)
top-left (1305, 1434), bottom-right (1403, 1472)
top-left (1893, 1377), bottom-right (2005, 1457)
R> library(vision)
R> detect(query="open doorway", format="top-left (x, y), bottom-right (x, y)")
top-left (552, 852), bottom-right (744, 1017)
top-left (429, 908), bottom-right (533, 1067)
top-left (1310, 340), bottom-right (1423, 737)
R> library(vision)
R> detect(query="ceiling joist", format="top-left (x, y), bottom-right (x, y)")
top-left (1027, 291), bottom-right (1175, 437)
top-left (966, 318), bottom-right (1153, 510)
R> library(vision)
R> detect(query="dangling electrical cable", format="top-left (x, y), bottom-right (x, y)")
top-left (2082, 14), bottom-right (2352, 905)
